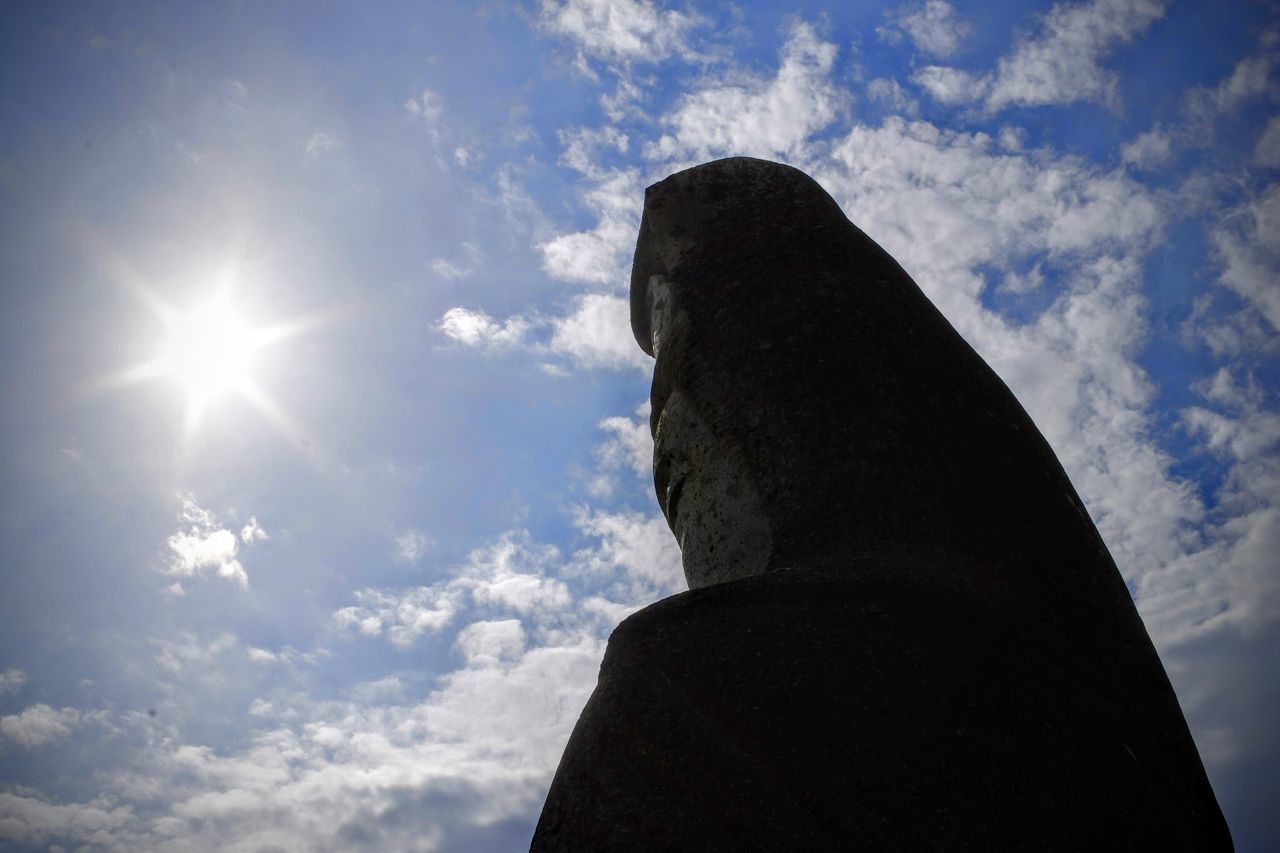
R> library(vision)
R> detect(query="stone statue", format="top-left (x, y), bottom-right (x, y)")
top-left (531, 157), bottom-right (1231, 850)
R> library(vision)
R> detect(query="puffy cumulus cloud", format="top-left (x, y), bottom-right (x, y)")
top-left (595, 406), bottom-right (653, 478)
top-left (436, 296), bottom-right (651, 373)
top-left (454, 619), bottom-right (526, 666)
top-left (1135, 371), bottom-right (1280, 645)
top-left (0, 668), bottom-right (26, 696)
top-left (333, 585), bottom-right (462, 648)
top-left (0, 704), bottom-right (83, 748)
top-left (538, 0), bottom-right (703, 68)
top-left (1121, 125), bottom-right (1173, 170)
top-left (644, 22), bottom-right (848, 163)
top-left (151, 632), bottom-right (241, 675)
top-left (333, 532), bottom-right (571, 650)
top-left (571, 507), bottom-right (684, 599)
top-left (866, 77), bottom-right (920, 116)
top-left (914, 0), bottom-right (1167, 112)
top-left (239, 515), bottom-right (268, 544)
top-left (1208, 183), bottom-right (1280, 334)
top-left (539, 167), bottom-right (643, 286)
top-left (1186, 51), bottom-right (1277, 135)
top-left (549, 293), bottom-right (652, 371)
top-left (0, 792), bottom-right (137, 849)
top-left (453, 532), bottom-right (573, 618)
top-left (878, 0), bottom-right (972, 58)
top-left (436, 306), bottom-right (530, 349)
top-left (164, 495), bottom-right (262, 590)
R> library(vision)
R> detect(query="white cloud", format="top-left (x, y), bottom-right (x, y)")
top-left (0, 704), bottom-right (82, 748)
top-left (595, 408), bottom-right (652, 477)
top-left (866, 77), bottom-right (919, 116)
top-left (644, 22), bottom-right (848, 162)
top-left (454, 619), bottom-right (526, 666)
top-left (395, 529), bottom-right (432, 565)
top-left (239, 516), bottom-right (268, 544)
top-left (571, 507), bottom-right (684, 598)
top-left (1209, 182), bottom-right (1280, 333)
top-left (405, 88), bottom-right (444, 124)
top-left (333, 585), bottom-right (461, 648)
top-left (879, 0), bottom-right (972, 58)
top-left (305, 131), bottom-right (342, 160)
top-left (915, 0), bottom-right (1168, 112)
top-left (165, 495), bottom-right (251, 589)
top-left (436, 307), bottom-right (530, 349)
top-left (538, 0), bottom-right (702, 67)
top-left (549, 293), bottom-right (652, 371)
top-left (0, 792), bottom-right (135, 849)
top-left (539, 168), bottom-right (642, 285)
top-left (1121, 125), bottom-right (1173, 170)
top-left (1256, 116), bottom-right (1280, 168)
top-left (456, 532), bottom-right (572, 617)
top-left (911, 65), bottom-right (983, 105)
top-left (0, 668), bottom-right (26, 696)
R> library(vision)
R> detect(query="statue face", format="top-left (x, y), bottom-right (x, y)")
top-left (648, 275), bottom-right (773, 589)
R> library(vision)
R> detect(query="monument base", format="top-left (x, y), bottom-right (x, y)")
top-left (532, 568), bottom-right (1230, 851)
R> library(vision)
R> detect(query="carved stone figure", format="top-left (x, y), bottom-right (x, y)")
top-left (531, 157), bottom-right (1231, 851)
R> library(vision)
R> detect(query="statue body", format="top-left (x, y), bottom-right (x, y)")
top-left (531, 158), bottom-right (1231, 850)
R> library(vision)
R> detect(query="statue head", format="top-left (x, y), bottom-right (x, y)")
top-left (629, 158), bottom-right (1124, 605)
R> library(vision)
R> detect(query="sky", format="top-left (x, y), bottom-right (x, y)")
top-left (0, 0), bottom-right (1277, 849)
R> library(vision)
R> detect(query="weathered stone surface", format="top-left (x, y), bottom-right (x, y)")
top-left (533, 569), bottom-right (1229, 851)
top-left (531, 157), bottom-right (1231, 849)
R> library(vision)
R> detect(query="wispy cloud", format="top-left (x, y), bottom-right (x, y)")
top-left (914, 0), bottom-right (1168, 111)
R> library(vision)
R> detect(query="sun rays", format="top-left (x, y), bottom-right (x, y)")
top-left (103, 254), bottom-right (317, 450)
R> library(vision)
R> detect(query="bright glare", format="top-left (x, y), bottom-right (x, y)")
top-left (160, 297), bottom-right (255, 397)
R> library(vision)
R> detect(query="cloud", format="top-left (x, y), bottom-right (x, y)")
top-left (878, 0), bottom-right (972, 58)
top-left (333, 585), bottom-right (461, 648)
top-left (395, 529), bottom-right (432, 565)
top-left (405, 88), bottom-right (444, 124)
top-left (0, 704), bottom-right (83, 748)
top-left (1256, 116), bottom-right (1280, 168)
top-left (239, 516), bottom-right (268, 544)
top-left (1208, 182), bottom-right (1280, 333)
top-left (571, 507), bottom-right (684, 598)
top-left (165, 495), bottom-right (257, 589)
top-left (538, 0), bottom-right (703, 67)
top-left (0, 668), bottom-right (26, 696)
top-left (305, 131), bottom-right (342, 160)
top-left (539, 168), bottom-right (643, 286)
top-left (0, 792), bottom-right (135, 849)
top-left (549, 293), bottom-right (652, 371)
top-left (454, 619), bottom-right (526, 666)
top-left (644, 21), bottom-right (848, 163)
top-left (1121, 125), bottom-right (1173, 170)
top-left (914, 0), bottom-right (1168, 112)
top-left (595, 407), bottom-right (652, 478)
top-left (866, 77), bottom-right (920, 116)
top-left (436, 307), bottom-right (530, 349)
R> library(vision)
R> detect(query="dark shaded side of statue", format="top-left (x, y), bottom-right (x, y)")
top-left (530, 158), bottom-right (1232, 852)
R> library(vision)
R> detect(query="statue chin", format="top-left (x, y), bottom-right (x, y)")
top-left (653, 388), bottom-right (772, 589)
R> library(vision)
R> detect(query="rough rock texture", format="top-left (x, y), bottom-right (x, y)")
top-left (531, 158), bottom-right (1231, 849)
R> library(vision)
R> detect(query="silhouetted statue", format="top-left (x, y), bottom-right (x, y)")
top-left (531, 158), bottom-right (1231, 850)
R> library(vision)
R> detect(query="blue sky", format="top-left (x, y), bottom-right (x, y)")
top-left (0, 0), bottom-right (1277, 849)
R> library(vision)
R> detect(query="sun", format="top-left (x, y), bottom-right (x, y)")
top-left (158, 293), bottom-right (257, 401)
top-left (105, 261), bottom-right (314, 443)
